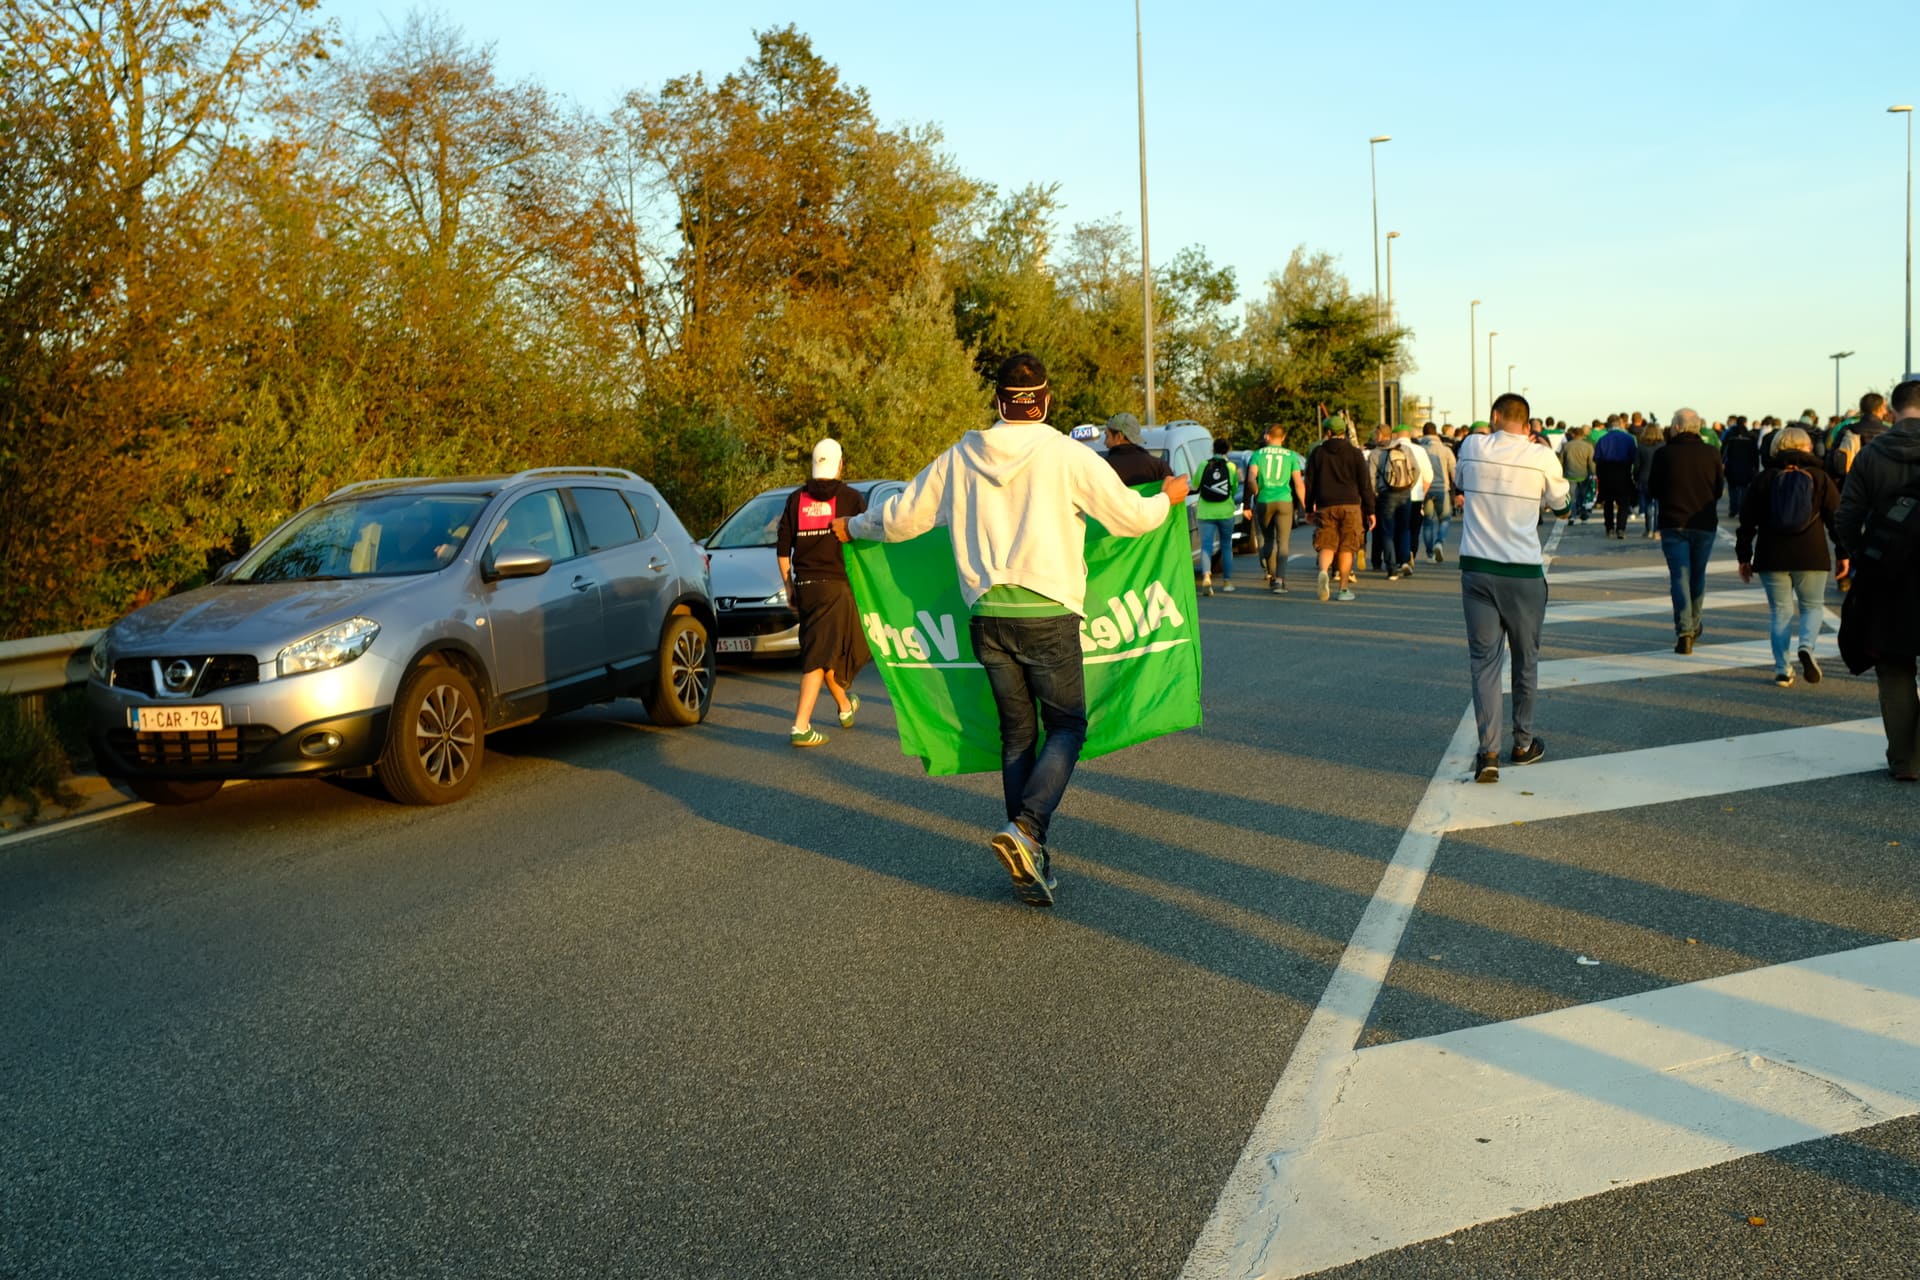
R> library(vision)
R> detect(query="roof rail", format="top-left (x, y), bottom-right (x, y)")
top-left (507, 466), bottom-right (642, 484)
top-left (325, 477), bottom-right (441, 500)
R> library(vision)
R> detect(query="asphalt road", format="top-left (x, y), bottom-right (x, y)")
top-left (2, 515), bottom-right (1914, 1279)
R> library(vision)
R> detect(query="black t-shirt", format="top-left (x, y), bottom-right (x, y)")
top-left (777, 481), bottom-right (867, 580)
top-left (1105, 442), bottom-right (1173, 487)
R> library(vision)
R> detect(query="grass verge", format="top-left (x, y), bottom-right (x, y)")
top-left (0, 695), bottom-right (82, 820)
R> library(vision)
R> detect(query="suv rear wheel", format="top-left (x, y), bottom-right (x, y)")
top-left (379, 662), bottom-right (484, 804)
top-left (642, 614), bottom-right (714, 727)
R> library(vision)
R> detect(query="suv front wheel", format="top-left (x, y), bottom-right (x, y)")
top-left (379, 661), bottom-right (484, 805)
top-left (642, 614), bottom-right (714, 727)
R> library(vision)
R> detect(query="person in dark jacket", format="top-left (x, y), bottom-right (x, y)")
top-left (1836, 379), bottom-right (1920, 780)
top-left (1648, 408), bottom-right (1725, 653)
top-left (1722, 420), bottom-right (1761, 519)
top-left (1634, 423), bottom-right (1663, 537)
top-left (1735, 428), bottom-right (1843, 687)
top-left (1591, 417), bottom-right (1639, 538)
top-left (1101, 412), bottom-right (1173, 486)
top-left (1305, 417), bottom-right (1377, 601)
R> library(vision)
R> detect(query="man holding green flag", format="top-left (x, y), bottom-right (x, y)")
top-left (834, 352), bottom-right (1190, 907)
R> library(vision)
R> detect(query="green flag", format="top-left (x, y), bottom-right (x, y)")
top-left (843, 495), bottom-right (1203, 776)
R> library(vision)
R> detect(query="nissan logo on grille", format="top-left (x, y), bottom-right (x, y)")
top-left (163, 660), bottom-right (196, 692)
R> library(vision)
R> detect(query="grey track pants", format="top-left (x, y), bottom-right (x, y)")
top-left (1462, 570), bottom-right (1548, 757)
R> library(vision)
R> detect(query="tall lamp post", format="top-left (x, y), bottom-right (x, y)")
top-left (1488, 331), bottom-right (1499, 411)
top-left (1136, 0), bottom-right (1156, 423)
top-left (1370, 134), bottom-right (1391, 426)
top-left (1508, 363), bottom-right (1516, 393)
top-left (1893, 105), bottom-right (1914, 378)
top-left (1469, 299), bottom-right (1482, 421)
top-left (1831, 350), bottom-right (1855, 418)
top-left (1385, 230), bottom-right (1400, 426)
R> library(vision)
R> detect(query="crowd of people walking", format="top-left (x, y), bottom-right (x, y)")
top-left (1157, 385), bottom-right (1920, 788)
top-left (785, 365), bottom-right (1917, 908)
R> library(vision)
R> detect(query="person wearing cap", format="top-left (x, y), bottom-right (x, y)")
top-left (1102, 412), bottom-right (1173, 487)
top-left (777, 438), bottom-right (870, 747)
top-left (1246, 423), bottom-right (1306, 593)
top-left (835, 352), bottom-right (1188, 907)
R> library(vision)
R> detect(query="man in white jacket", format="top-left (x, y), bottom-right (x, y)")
top-left (835, 353), bottom-right (1189, 906)
top-left (1457, 392), bottom-right (1572, 784)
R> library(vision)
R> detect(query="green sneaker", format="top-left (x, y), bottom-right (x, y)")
top-left (839, 693), bottom-right (860, 728)
top-left (790, 727), bottom-right (829, 748)
top-left (990, 823), bottom-right (1056, 907)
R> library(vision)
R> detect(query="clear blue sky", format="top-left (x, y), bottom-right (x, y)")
top-left (321, 0), bottom-right (1918, 425)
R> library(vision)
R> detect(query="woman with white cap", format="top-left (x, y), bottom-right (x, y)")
top-left (776, 438), bottom-right (870, 746)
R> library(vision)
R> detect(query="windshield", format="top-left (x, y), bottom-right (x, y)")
top-left (234, 493), bottom-right (489, 583)
top-left (706, 490), bottom-right (792, 550)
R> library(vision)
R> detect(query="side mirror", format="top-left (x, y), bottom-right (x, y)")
top-left (214, 561), bottom-right (239, 582)
top-left (488, 547), bottom-right (553, 581)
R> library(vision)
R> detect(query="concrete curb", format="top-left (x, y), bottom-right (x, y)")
top-left (0, 774), bottom-right (143, 847)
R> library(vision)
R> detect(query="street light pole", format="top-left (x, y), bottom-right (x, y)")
top-left (1385, 230), bottom-right (1400, 426)
top-left (1469, 299), bottom-right (1481, 422)
top-left (1508, 363), bottom-right (1515, 393)
top-left (1893, 106), bottom-right (1914, 377)
top-left (1136, 0), bottom-right (1156, 423)
top-left (1488, 331), bottom-right (1499, 412)
top-left (1831, 350), bottom-right (1855, 418)
top-left (1370, 135), bottom-right (1391, 426)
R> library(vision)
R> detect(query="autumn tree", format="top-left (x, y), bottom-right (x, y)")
top-left (1217, 247), bottom-right (1409, 448)
top-left (604, 26), bottom-right (984, 529)
top-left (0, 0), bottom-right (330, 634)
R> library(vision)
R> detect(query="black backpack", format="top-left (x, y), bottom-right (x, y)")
top-left (1199, 455), bottom-right (1232, 503)
top-left (1766, 466), bottom-right (1816, 535)
top-left (1857, 473), bottom-right (1920, 573)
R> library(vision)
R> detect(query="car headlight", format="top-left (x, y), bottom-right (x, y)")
top-left (277, 617), bottom-right (380, 678)
top-left (760, 589), bottom-right (788, 607)
top-left (89, 635), bottom-right (111, 680)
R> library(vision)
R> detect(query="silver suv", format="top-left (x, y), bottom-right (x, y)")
top-left (86, 468), bottom-right (716, 806)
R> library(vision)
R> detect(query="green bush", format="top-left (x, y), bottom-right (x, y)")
top-left (0, 697), bottom-right (80, 820)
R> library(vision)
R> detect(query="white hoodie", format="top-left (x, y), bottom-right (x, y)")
top-left (847, 422), bottom-right (1172, 617)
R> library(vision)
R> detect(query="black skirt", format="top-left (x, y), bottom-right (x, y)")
top-left (794, 577), bottom-right (870, 683)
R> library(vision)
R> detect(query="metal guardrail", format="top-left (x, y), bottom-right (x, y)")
top-left (0, 629), bottom-right (103, 718)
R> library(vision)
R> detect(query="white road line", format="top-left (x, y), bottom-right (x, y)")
top-left (1433, 718), bottom-right (1886, 832)
top-left (1549, 560), bottom-right (1741, 586)
top-left (1546, 590), bottom-right (1767, 625)
top-left (1184, 518), bottom-right (1582, 1279)
top-left (1244, 940), bottom-right (1920, 1278)
top-left (1518, 637), bottom-right (1821, 691)
top-left (1182, 515), bottom-right (1874, 1280)
top-left (1176, 706), bottom-right (1482, 1280)
top-left (0, 797), bottom-right (149, 849)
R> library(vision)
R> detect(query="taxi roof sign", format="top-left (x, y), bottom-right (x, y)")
top-left (1069, 423), bottom-right (1101, 442)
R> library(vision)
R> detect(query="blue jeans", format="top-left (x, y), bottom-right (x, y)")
top-left (1200, 517), bottom-right (1234, 579)
top-left (1422, 493), bottom-right (1451, 554)
top-left (969, 614), bottom-right (1088, 845)
top-left (1378, 489), bottom-right (1413, 567)
top-left (1638, 485), bottom-right (1658, 531)
top-left (1760, 570), bottom-right (1826, 672)
top-left (1659, 528), bottom-right (1717, 637)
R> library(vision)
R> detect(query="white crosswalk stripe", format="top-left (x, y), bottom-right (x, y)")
top-left (1181, 519), bottom-right (1901, 1280)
